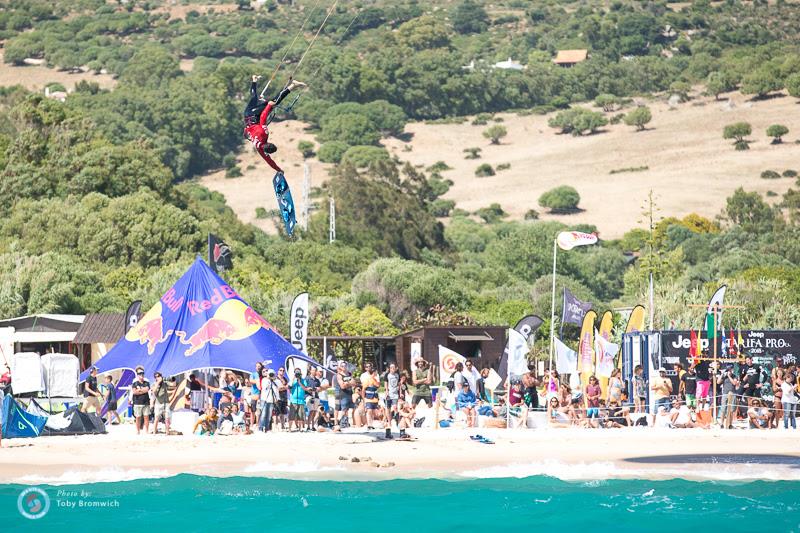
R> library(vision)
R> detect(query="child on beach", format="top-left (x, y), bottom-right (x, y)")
top-left (193, 408), bottom-right (218, 436)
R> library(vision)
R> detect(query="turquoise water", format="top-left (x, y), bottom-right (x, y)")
top-left (3, 475), bottom-right (799, 531)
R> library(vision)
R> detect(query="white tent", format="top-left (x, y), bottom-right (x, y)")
top-left (41, 353), bottom-right (79, 398)
top-left (10, 352), bottom-right (45, 393)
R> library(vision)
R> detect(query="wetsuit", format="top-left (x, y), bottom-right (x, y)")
top-left (243, 80), bottom-right (292, 173)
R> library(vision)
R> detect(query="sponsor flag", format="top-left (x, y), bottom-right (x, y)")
top-left (506, 329), bottom-right (530, 378)
top-left (561, 288), bottom-right (592, 329)
top-left (737, 328), bottom-right (744, 355)
top-left (124, 300), bottom-right (142, 335)
top-left (554, 337), bottom-right (578, 374)
top-left (704, 285), bottom-right (726, 340)
top-left (290, 293), bottom-right (309, 354)
top-left (689, 329), bottom-right (698, 358)
top-left (499, 315), bottom-right (543, 379)
top-left (625, 305), bottom-right (646, 333)
top-left (728, 329), bottom-right (737, 356)
top-left (208, 234), bottom-right (233, 273)
top-left (578, 310), bottom-right (597, 376)
top-left (594, 332), bottom-right (619, 378)
top-left (483, 368), bottom-right (503, 393)
top-left (720, 327), bottom-right (728, 356)
top-left (557, 231), bottom-right (598, 251)
top-left (438, 345), bottom-right (466, 384)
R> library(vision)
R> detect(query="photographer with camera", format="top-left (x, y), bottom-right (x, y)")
top-left (289, 367), bottom-right (312, 432)
top-left (259, 368), bottom-right (280, 432)
top-left (151, 372), bottom-right (176, 435)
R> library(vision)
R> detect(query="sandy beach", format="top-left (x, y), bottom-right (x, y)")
top-left (3, 426), bottom-right (799, 485)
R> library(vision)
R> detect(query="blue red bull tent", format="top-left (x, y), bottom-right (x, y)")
top-left (81, 257), bottom-right (318, 381)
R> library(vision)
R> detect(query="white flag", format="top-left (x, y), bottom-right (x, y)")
top-left (555, 337), bottom-right (578, 374)
top-left (484, 368), bottom-right (503, 393)
top-left (438, 345), bottom-right (466, 384)
top-left (594, 331), bottom-right (619, 378)
top-left (506, 329), bottom-right (530, 378)
top-left (557, 231), bottom-right (598, 251)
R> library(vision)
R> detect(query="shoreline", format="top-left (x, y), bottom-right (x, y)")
top-left (2, 426), bottom-right (799, 485)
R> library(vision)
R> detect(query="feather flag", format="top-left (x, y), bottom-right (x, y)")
top-left (720, 327), bottom-right (728, 357)
top-left (689, 329), bottom-right (698, 358)
top-left (737, 328), bottom-right (744, 355)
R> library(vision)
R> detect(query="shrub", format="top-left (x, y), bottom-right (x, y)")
top-left (45, 82), bottom-right (67, 93)
top-left (318, 141), bottom-right (349, 163)
top-left (524, 209), bottom-right (539, 220)
top-left (475, 203), bottom-right (506, 223)
top-left (539, 185), bottom-right (580, 211)
top-left (723, 122), bottom-right (752, 151)
top-left (341, 145), bottom-right (391, 168)
top-left (610, 113), bottom-right (625, 125)
top-left (471, 112), bottom-right (491, 125)
top-left (595, 93), bottom-right (620, 112)
top-left (761, 170), bottom-right (781, 180)
top-left (428, 176), bottom-right (452, 197)
top-left (783, 169), bottom-right (798, 178)
top-left (766, 124), bottom-right (789, 144)
top-left (483, 125), bottom-right (507, 144)
top-left (669, 81), bottom-right (691, 102)
top-left (464, 147), bottom-right (482, 159)
top-left (222, 153), bottom-right (237, 169)
top-left (497, 163), bottom-right (511, 171)
top-left (766, 190), bottom-right (778, 197)
top-left (430, 199), bottom-right (456, 217)
top-left (548, 108), bottom-right (608, 136)
top-left (427, 161), bottom-right (452, 172)
top-left (298, 140), bottom-right (315, 158)
top-left (623, 106), bottom-right (652, 131)
top-left (475, 163), bottom-right (495, 177)
top-left (255, 207), bottom-right (268, 219)
top-left (225, 165), bottom-right (242, 178)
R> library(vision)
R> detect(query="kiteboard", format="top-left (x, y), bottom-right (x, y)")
top-left (273, 171), bottom-right (296, 236)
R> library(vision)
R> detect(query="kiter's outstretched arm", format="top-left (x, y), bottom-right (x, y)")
top-left (257, 146), bottom-right (282, 173)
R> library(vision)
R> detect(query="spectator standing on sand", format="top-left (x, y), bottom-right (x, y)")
top-left (151, 372), bottom-right (176, 435)
top-left (81, 367), bottom-right (103, 413)
top-left (718, 364), bottom-right (739, 429)
top-left (275, 367), bottom-right (289, 430)
top-left (694, 358), bottom-right (711, 410)
top-left (586, 376), bottom-right (601, 423)
top-left (412, 359), bottom-right (432, 407)
top-left (249, 362), bottom-right (264, 425)
top-left (651, 367), bottom-right (673, 414)
top-left (103, 375), bottom-right (121, 425)
top-left (335, 361), bottom-right (355, 428)
top-left (131, 370), bottom-right (151, 435)
top-left (360, 362), bottom-right (381, 429)
top-left (780, 374), bottom-right (798, 429)
top-left (316, 368), bottom-right (331, 413)
top-left (633, 365), bottom-right (647, 413)
top-left (382, 363), bottom-right (400, 438)
top-left (259, 368), bottom-right (279, 432)
top-left (288, 368), bottom-right (309, 432)
top-left (681, 366), bottom-right (698, 409)
top-left (463, 360), bottom-right (481, 396)
top-left (305, 367), bottom-right (322, 431)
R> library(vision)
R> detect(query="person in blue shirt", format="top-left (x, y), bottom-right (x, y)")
top-left (289, 369), bottom-right (311, 432)
top-left (456, 382), bottom-right (478, 428)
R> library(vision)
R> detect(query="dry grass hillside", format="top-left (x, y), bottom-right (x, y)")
top-left (0, 50), bottom-right (116, 91)
top-left (384, 91), bottom-right (800, 238)
top-left (209, 90), bottom-right (799, 238)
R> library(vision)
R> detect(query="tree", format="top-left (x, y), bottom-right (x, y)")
top-left (787, 73), bottom-right (800, 100)
top-left (475, 203), bottom-right (506, 223)
top-left (725, 188), bottom-right (777, 233)
top-left (741, 67), bottom-right (783, 98)
top-left (623, 106), bottom-right (652, 131)
top-left (766, 124), bottom-right (789, 144)
top-left (595, 93), bottom-right (620, 112)
top-left (396, 15), bottom-right (450, 50)
top-left (483, 125), bottom-right (507, 144)
top-left (318, 141), bottom-right (349, 163)
top-left (723, 122), bottom-right (752, 150)
top-left (463, 147), bottom-right (481, 159)
top-left (452, 0), bottom-right (489, 34)
top-left (320, 113), bottom-right (381, 146)
top-left (706, 71), bottom-right (735, 100)
top-left (669, 81), bottom-right (691, 102)
top-left (548, 108), bottom-right (608, 136)
top-left (538, 186), bottom-right (581, 212)
top-left (341, 146), bottom-right (391, 168)
top-left (120, 45), bottom-right (181, 88)
top-left (297, 140), bottom-right (315, 158)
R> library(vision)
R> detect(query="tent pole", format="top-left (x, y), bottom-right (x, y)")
top-left (548, 238), bottom-right (557, 374)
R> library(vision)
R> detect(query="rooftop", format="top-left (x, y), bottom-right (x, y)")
top-left (554, 49), bottom-right (589, 64)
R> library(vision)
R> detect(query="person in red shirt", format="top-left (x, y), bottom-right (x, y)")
top-left (243, 75), bottom-right (306, 173)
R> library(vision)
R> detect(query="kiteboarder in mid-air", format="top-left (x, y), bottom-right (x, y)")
top-left (244, 74), bottom-right (306, 172)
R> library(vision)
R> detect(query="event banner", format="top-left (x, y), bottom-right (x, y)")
top-left (562, 288), bottom-right (592, 327)
top-left (290, 292), bottom-right (309, 355)
top-left (659, 330), bottom-right (799, 389)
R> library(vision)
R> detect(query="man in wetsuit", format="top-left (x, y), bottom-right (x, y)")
top-left (243, 75), bottom-right (306, 172)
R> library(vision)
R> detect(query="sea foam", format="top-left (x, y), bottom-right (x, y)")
top-left (14, 467), bottom-right (170, 486)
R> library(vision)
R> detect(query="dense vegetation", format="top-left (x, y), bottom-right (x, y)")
top-left (2, 0), bottom-right (800, 360)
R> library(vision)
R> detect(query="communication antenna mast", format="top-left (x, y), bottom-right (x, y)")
top-left (302, 163), bottom-right (311, 231)
top-left (329, 197), bottom-right (336, 243)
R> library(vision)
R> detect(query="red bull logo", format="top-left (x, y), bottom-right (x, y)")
top-left (176, 318), bottom-right (236, 355)
top-left (125, 302), bottom-right (172, 355)
top-left (173, 299), bottom-right (268, 356)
